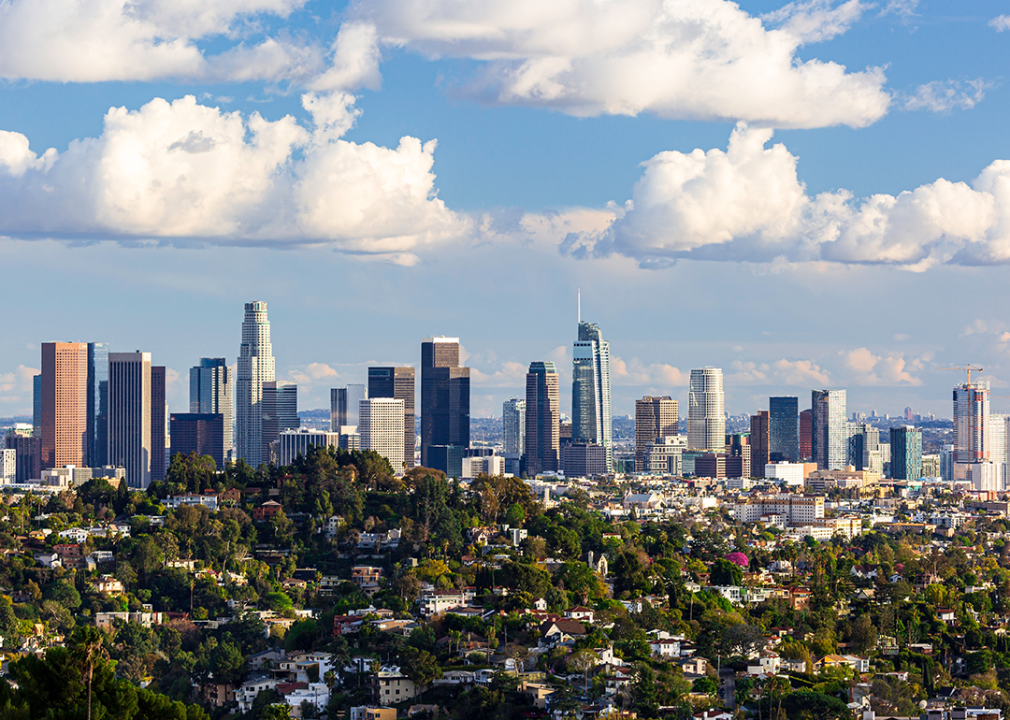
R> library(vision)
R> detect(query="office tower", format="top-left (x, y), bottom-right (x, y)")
top-left (635, 396), bottom-right (678, 472)
top-left (904, 407), bottom-right (914, 422)
top-left (687, 368), bottom-right (725, 451)
top-left (32, 374), bottom-right (41, 436)
top-left (890, 426), bottom-right (922, 481)
top-left (846, 423), bottom-right (882, 475)
top-left (108, 352), bottom-right (152, 488)
top-left (572, 319), bottom-right (613, 471)
top-left (331, 385), bottom-right (367, 431)
top-left (420, 337), bottom-right (470, 468)
top-left (170, 413), bottom-right (225, 469)
top-left (368, 367), bottom-right (416, 469)
top-left (940, 443), bottom-right (955, 482)
top-left (360, 398), bottom-right (405, 471)
top-left (0, 449), bottom-right (14, 484)
top-left (799, 409), bottom-right (812, 460)
top-left (40, 342), bottom-right (89, 470)
top-left (277, 428), bottom-right (340, 466)
top-left (921, 454), bottom-right (940, 478)
top-left (190, 358), bottom-right (233, 460)
top-left (749, 411), bottom-right (769, 477)
top-left (726, 433), bottom-right (751, 478)
top-left (561, 444), bottom-right (607, 477)
top-left (87, 342), bottom-right (109, 467)
top-left (523, 361), bottom-right (560, 476)
top-left (811, 390), bottom-right (847, 470)
top-left (503, 398), bottom-right (526, 455)
top-left (989, 413), bottom-right (1007, 489)
top-left (5, 425), bottom-right (39, 483)
top-left (150, 366), bottom-right (166, 482)
top-left (954, 380), bottom-right (990, 464)
top-left (263, 381), bottom-right (298, 462)
top-left (236, 301), bottom-right (276, 467)
top-left (769, 396), bottom-right (798, 462)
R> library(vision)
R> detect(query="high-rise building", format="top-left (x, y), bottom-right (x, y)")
top-left (190, 358), bottom-right (233, 460)
top-left (170, 413), bottom-right (225, 469)
top-left (360, 398), bottom-right (405, 471)
top-left (572, 320), bottom-right (613, 471)
top-left (108, 351), bottom-right (152, 488)
top-left (750, 411), bottom-right (769, 478)
top-left (635, 396), bottom-right (679, 473)
top-left (523, 361), bottom-right (560, 476)
top-left (953, 380), bottom-right (994, 489)
top-left (40, 342), bottom-right (89, 470)
top-left (236, 301), bottom-right (276, 467)
top-left (503, 398), bottom-right (526, 456)
top-left (331, 385), bottom-right (367, 431)
top-left (87, 342), bottom-right (109, 467)
top-left (368, 367), bottom-right (416, 469)
top-left (420, 337), bottom-right (470, 468)
top-left (890, 426), bottom-right (922, 481)
top-left (150, 366), bottom-right (166, 482)
top-left (277, 428), bottom-right (340, 466)
top-left (0, 449), bottom-right (14, 485)
top-left (32, 374), bottom-right (41, 436)
top-left (263, 381), bottom-right (299, 462)
top-left (769, 396), bottom-right (798, 462)
top-left (5, 425), bottom-right (39, 483)
top-left (799, 409), bottom-right (813, 460)
top-left (811, 390), bottom-right (847, 470)
top-left (687, 368), bottom-right (724, 451)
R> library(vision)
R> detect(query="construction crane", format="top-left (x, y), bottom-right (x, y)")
top-left (940, 364), bottom-right (984, 384)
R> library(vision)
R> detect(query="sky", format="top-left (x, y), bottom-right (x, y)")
top-left (3, 0), bottom-right (1010, 422)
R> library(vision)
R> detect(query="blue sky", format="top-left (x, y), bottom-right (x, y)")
top-left (2, 0), bottom-right (1010, 422)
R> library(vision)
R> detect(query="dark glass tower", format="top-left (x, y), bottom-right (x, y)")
top-left (769, 396), bottom-right (799, 463)
top-left (420, 337), bottom-right (469, 468)
top-left (523, 361), bottom-right (559, 477)
top-left (368, 366), bottom-right (416, 469)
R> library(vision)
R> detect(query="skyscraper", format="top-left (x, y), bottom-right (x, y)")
top-left (811, 389), bottom-right (847, 470)
top-left (190, 358), bottom-right (233, 460)
top-left (87, 342), bottom-right (109, 467)
top-left (108, 351), bottom-right (152, 488)
top-left (263, 381), bottom-right (298, 462)
top-left (523, 361), bottom-right (560, 477)
top-left (750, 410), bottom-right (769, 477)
top-left (5, 425), bottom-right (39, 483)
top-left (360, 398), bottom-right (405, 471)
top-left (40, 342), bottom-right (89, 470)
top-left (503, 398), bottom-right (526, 455)
top-left (151, 365), bottom-right (166, 482)
top-left (687, 368), bottom-right (724, 451)
top-left (331, 385), bottom-right (367, 431)
top-left (420, 337), bottom-right (470, 468)
top-left (635, 396), bottom-right (678, 472)
top-left (236, 301), bottom-right (276, 467)
top-left (769, 396), bottom-right (798, 462)
top-left (32, 374), bottom-right (41, 436)
top-left (953, 379), bottom-right (996, 489)
top-left (170, 413), bottom-right (225, 469)
top-left (799, 409), bottom-right (813, 460)
top-left (368, 367), bottom-right (416, 469)
top-left (572, 319), bottom-right (613, 471)
top-left (890, 426), bottom-right (922, 480)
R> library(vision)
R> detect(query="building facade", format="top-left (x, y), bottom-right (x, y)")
top-left (635, 396), bottom-right (678, 472)
top-left (890, 426), bottom-right (922, 481)
top-left (40, 342), bottom-right (89, 470)
top-left (572, 321), bottom-right (613, 471)
top-left (420, 337), bottom-right (469, 468)
top-left (0, 449), bottom-right (14, 484)
top-left (87, 342), bottom-right (109, 467)
top-left (190, 358), bottom-right (233, 460)
top-left (687, 368), bottom-right (724, 451)
top-left (108, 351), bottom-right (153, 488)
top-left (368, 367), bottom-right (416, 469)
top-left (263, 381), bottom-right (298, 462)
top-left (750, 411), bottom-right (770, 478)
top-left (769, 396), bottom-right (798, 462)
top-left (360, 398), bottom-right (405, 472)
top-left (331, 384), bottom-right (367, 431)
top-left (170, 413), bottom-right (225, 469)
top-left (236, 301), bottom-right (276, 467)
top-left (523, 361), bottom-right (560, 476)
top-left (5, 425), bottom-right (39, 483)
top-left (277, 428), bottom-right (341, 466)
top-left (811, 389), bottom-right (847, 470)
top-left (503, 398), bottom-right (526, 456)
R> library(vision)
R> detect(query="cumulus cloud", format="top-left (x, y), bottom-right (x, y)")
top-left (348, 0), bottom-right (891, 129)
top-left (0, 0), bottom-right (327, 83)
top-left (470, 361), bottom-right (529, 387)
top-left (991, 15), bottom-right (1010, 32)
top-left (841, 348), bottom-right (926, 386)
top-left (0, 93), bottom-right (468, 261)
top-left (0, 364), bottom-right (40, 411)
top-left (904, 79), bottom-right (992, 113)
top-left (558, 123), bottom-right (1010, 270)
top-left (611, 357), bottom-right (689, 386)
top-left (288, 362), bottom-right (340, 387)
top-left (726, 358), bottom-right (830, 386)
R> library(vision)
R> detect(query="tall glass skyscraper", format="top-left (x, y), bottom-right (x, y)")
top-left (503, 398), bottom-right (526, 455)
top-left (87, 342), bottom-right (109, 468)
top-left (572, 321), bottom-right (613, 471)
top-left (687, 368), bottom-right (725, 451)
top-left (236, 301), bottom-right (275, 467)
top-left (420, 337), bottom-right (470, 469)
top-left (811, 389), bottom-right (847, 470)
top-left (524, 361), bottom-right (559, 477)
top-left (890, 426), bottom-right (922, 480)
top-left (190, 358), bottom-right (233, 461)
top-left (768, 396), bottom-right (798, 462)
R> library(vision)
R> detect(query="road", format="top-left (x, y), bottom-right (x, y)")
top-left (719, 668), bottom-right (736, 710)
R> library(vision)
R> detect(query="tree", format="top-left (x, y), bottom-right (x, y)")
top-left (400, 647), bottom-right (442, 700)
top-left (849, 614), bottom-right (878, 655)
top-left (211, 641), bottom-right (247, 685)
top-left (710, 558), bottom-right (744, 586)
top-left (569, 649), bottom-right (597, 697)
top-left (70, 627), bottom-right (109, 720)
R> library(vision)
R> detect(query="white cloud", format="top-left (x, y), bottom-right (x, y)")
top-left (559, 123), bottom-right (1010, 270)
top-left (470, 361), bottom-right (529, 387)
top-left (611, 357), bottom-right (689, 386)
top-left (0, 93), bottom-right (468, 260)
top-left (310, 22), bottom-right (384, 92)
top-left (726, 358), bottom-right (830, 386)
top-left (0, 364), bottom-right (39, 411)
top-left (990, 15), bottom-right (1010, 32)
top-left (880, 0), bottom-right (919, 17)
top-left (0, 0), bottom-right (322, 83)
top-left (841, 348), bottom-right (925, 386)
top-left (904, 79), bottom-right (992, 113)
top-left (287, 362), bottom-right (340, 387)
top-left (350, 0), bottom-right (891, 129)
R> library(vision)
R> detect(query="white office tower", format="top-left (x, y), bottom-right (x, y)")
top-left (360, 398), bottom-right (405, 473)
top-left (503, 398), bottom-right (526, 455)
top-left (953, 380), bottom-right (994, 490)
top-left (108, 352), bottom-right (152, 488)
top-left (190, 358), bottom-right (233, 460)
top-left (331, 384), bottom-right (367, 431)
top-left (236, 301), bottom-right (276, 467)
top-left (263, 381), bottom-right (299, 462)
top-left (572, 319), bottom-right (614, 471)
top-left (812, 389), bottom-right (847, 470)
top-left (277, 428), bottom-right (340, 466)
top-left (687, 368), bottom-right (725, 451)
top-left (0, 449), bottom-right (14, 484)
top-left (991, 414), bottom-right (1008, 489)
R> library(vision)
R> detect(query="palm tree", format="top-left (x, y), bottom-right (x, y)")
top-left (71, 627), bottom-right (109, 720)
